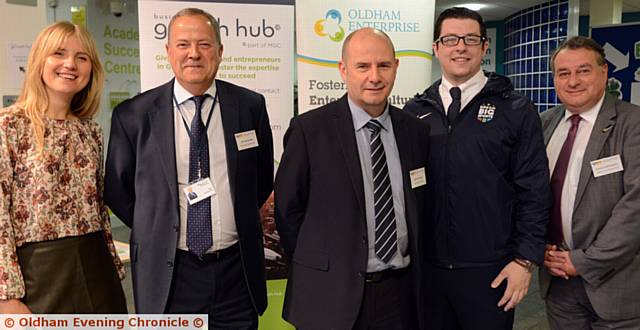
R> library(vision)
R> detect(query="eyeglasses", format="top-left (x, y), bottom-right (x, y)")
top-left (436, 35), bottom-right (486, 47)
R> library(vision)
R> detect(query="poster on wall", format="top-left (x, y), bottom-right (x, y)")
top-left (296, 0), bottom-right (435, 114)
top-left (86, 0), bottom-right (141, 142)
top-left (481, 28), bottom-right (496, 72)
top-left (138, 1), bottom-right (294, 328)
top-left (5, 42), bottom-right (30, 90)
top-left (592, 23), bottom-right (640, 105)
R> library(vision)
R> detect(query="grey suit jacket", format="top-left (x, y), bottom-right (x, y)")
top-left (539, 94), bottom-right (640, 320)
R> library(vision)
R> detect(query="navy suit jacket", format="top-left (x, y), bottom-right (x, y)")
top-left (104, 79), bottom-right (273, 314)
top-left (274, 95), bottom-right (430, 329)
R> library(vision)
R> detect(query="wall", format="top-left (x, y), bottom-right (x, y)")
top-left (504, 0), bottom-right (572, 112)
top-left (0, 0), bottom-right (48, 106)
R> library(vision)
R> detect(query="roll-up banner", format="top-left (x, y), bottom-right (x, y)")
top-left (138, 0), bottom-right (293, 159)
top-left (296, 0), bottom-right (435, 114)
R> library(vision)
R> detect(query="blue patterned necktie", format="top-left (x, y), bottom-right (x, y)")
top-left (365, 119), bottom-right (398, 264)
top-left (186, 95), bottom-right (213, 257)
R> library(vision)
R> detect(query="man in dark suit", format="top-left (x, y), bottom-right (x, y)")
top-left (274, 28), bottom-right (430, 329)
top-left (540, 36), bottom-right (640, 329)
top-left (104, 8), bottom-right (273, 328)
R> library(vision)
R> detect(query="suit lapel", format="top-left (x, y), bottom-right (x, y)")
top-left (389, 107), bottom-right (413, 199)
top-left (332, 96), bottom-right (366, 219)
top-left (389, 107), bottom-right (418, 242)
top-left (573, 94), bottom-right (617, 210)
top-left (543, 106), bottom-right (566, 145)
top-left (216, 80), bottom-right (239, 199)
top-left (148, 80), bottom-right (179, 205)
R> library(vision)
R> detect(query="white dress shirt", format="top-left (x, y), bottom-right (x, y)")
top-left (173, 81), bottom-right (238, 252)
top-left (546, 94), bottom-right (604, 249)
top-left (439, 69), bottom-right (488, 113)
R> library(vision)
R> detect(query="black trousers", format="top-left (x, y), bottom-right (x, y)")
top-left (424, 262), bottom-right (514, 330)
top-left (165, 245), bottom-right (258, 330)
top-left (353, 268), bottom-right (417, 330)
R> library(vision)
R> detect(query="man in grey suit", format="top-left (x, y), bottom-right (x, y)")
top-left (540, 36), bottom-right (640, 329)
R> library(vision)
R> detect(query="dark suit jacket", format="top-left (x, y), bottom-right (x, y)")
top-left (539, 94), bottom-right (640, 320)
top-left (274, 95), bottom-right (430, 329)
top-left (104, 79), bottom-right (273, 314)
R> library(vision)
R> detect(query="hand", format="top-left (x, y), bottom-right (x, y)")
top-left (546, 250), bottom-right (579, 278)
top-left (0, 299), bottom-right (31, 314)
top-left (491, 261), bottom-right (532, 311)
top-left (544, 244), bottom-right (568, 279)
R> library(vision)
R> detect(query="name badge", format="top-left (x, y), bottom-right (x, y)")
top-left (590, 154), bottom-right (624, 178)
top-left (183, 178), bottom-right (215, 205)
top-left (409, 167), bottom-right (427, 188)
top-left (235, 130), bottom-right (259, 151)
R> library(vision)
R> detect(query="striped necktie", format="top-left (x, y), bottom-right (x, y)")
top-left (365, 119), bottom-right (398, 264)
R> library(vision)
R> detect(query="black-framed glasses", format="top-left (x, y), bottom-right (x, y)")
top-left (436, 35), bottom-right (486, 47)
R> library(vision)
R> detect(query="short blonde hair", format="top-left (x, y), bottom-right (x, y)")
top-left (15, 21), bottom-right (104, 153)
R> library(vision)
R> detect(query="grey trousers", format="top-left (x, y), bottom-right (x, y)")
top-left (546, 276), bottom-right (640, 330)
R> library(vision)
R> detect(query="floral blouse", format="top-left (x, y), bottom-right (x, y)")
top-left (0, 105), bottom-right (125, 300)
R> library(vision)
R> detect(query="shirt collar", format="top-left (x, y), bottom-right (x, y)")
top-left (347, 96), bottom-right (391, 131)
top-left (173, 79), bottom-right (217, 106)
top-left (563, 93), bottom-right (605, 125)
top-left (440, 69), bottom-right (486, 95)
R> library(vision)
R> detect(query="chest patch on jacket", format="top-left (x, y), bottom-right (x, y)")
top-left (477, 103), bottom-right (496, 123)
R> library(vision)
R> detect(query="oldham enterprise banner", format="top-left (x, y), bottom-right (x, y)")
top-left (296, 0), bottom-right (435, 113)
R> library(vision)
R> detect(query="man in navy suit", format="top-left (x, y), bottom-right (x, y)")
top-left (105, 8), bottom-right (273, 328)
top-left (275, 28), bottom-right (430, 329)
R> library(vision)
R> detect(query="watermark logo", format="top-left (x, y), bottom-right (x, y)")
top-left (314, 9), bottom-right (345, 42)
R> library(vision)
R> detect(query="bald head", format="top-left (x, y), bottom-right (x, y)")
top-left (338, 27), bottom-right (399, 117)
top-left (341, 28), bottom-right (396, 62)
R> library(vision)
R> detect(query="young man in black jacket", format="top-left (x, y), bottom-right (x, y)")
top-left (403, 7), bottom-right (550, 329)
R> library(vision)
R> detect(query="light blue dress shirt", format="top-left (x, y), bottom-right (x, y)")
top-left (348, 98), bottom-right (410, 272)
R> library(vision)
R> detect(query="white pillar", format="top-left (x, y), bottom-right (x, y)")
top-left (590, 0), bottom-right (623, 27)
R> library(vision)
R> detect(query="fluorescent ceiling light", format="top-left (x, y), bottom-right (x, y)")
top-left (459, 3), bottom-right (486, 11)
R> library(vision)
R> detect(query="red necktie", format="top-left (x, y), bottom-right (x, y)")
top-left (548, 114), bottom-right (581, 246)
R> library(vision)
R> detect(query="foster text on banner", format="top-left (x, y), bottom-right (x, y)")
top-left (296, 0), bottom-right (435, 114)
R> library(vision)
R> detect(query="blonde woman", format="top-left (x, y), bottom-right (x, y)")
top-left (0, 21), bottom-right (126, 313)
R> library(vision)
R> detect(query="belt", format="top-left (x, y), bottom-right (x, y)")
top-left (178, 243), bottom-right (239, 262)
top-left (363, 267), bottom-right (408, 283)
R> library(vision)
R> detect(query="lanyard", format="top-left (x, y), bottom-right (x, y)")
top-left (173, 92), bottom-right (218, 143)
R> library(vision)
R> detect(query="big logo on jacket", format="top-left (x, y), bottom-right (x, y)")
top-left (477, 103), bottom-right (496, 123)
